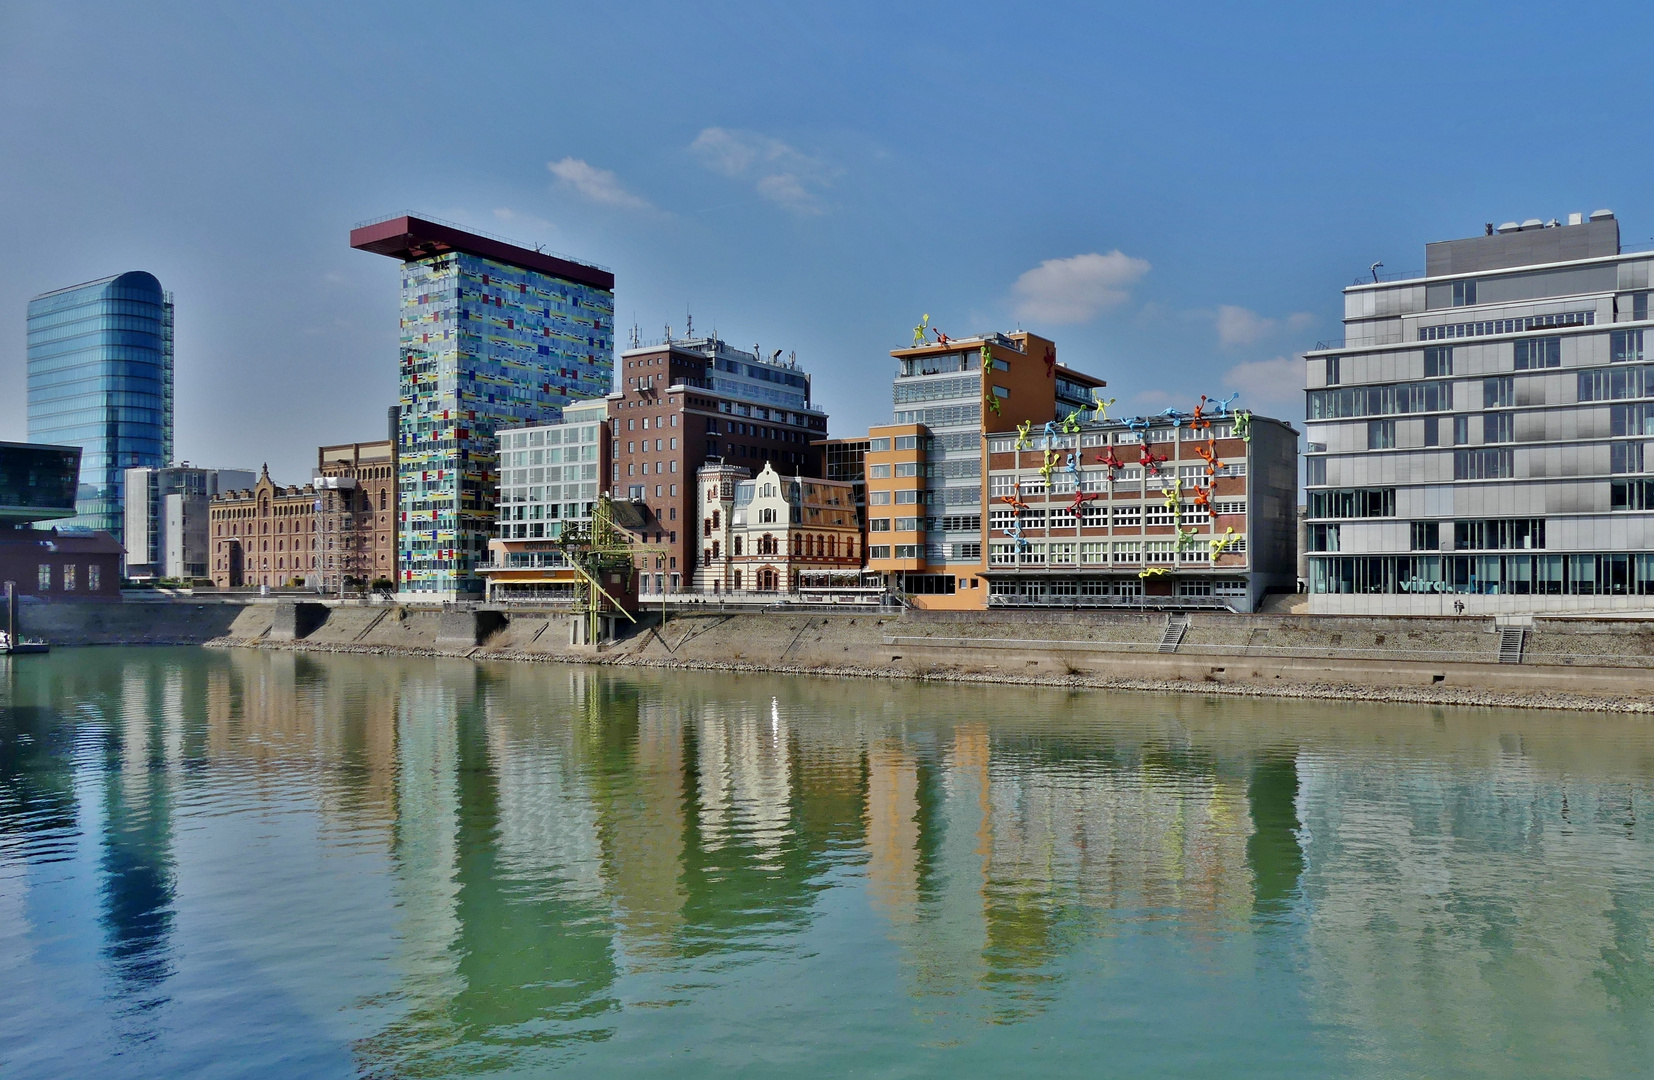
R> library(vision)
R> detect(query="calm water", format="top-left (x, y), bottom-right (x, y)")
top-left (1, 649), bottom-right (1652, 1078)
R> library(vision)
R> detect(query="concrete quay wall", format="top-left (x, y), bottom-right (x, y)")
top-left (16, 599), bottom-right (1654, 710)
top-left (186, 602), bottom-right (1654, 711)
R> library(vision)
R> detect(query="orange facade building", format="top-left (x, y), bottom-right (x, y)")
top-left (861, 331), bottom-right (1107, 609)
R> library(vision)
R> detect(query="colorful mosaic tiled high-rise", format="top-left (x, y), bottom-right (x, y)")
top-left (355, 218), bottom-right (614, 598)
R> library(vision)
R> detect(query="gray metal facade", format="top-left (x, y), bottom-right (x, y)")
top-left (1304, 211), bottom-right (1654, 613)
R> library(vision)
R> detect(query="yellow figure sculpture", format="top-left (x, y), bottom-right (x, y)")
top-left (980, 343), bottom-right (992, 374)
top-left (1138, 566), bottom-right (1169, 579)
top-left (1059, 409), bottom-right (1083, 435)
top-left (1015, 420), bottom-right (1033, 451)
top-left (913, 314), bottom-right (930, 347)
top-left (1210, 527), bottom-right (1238, 556)
top-left (1040, 448), bottom-right (1058, 482)
top-left (1091, 390), bottom-right (1116, 422)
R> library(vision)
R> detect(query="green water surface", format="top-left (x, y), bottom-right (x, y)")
top-left (1, 647), bottom-right (1651, 1077)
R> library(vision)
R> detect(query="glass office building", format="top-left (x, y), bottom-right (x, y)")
top-left (1303, 210), bottom-right (1654, 613)
top-left (352, 215), bottom-right (614, 599)
top-left (26, 272), bottom-right (174, 541)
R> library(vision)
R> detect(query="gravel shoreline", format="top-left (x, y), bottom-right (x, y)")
top-left (201, 637), bottom-right (1654, 715)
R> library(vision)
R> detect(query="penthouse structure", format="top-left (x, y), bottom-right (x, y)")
top-left (982, 412), bottom-right (1298, 611)
top-left (351, 214), bottom-right (615, 600)
top-left (863, 331), bottom-right (1106, 609)
top-left (1304, 211), bottom-right (1654, 613)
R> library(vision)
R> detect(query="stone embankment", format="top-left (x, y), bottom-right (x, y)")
top-left (17, 598), bottom-right (1654, 712)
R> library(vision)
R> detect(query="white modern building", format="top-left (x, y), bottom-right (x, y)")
top-left (1304, 210), bottom-right (1654, 613)
top-left (124, 464), bottom-right (254, 581)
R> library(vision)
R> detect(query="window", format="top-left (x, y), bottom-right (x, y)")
top-left (1452, 280), bottom-right (1477, 307)
top-left (868, 464), bottom-right (892, 478)
top-left (1611, 480), bottom-right (1654, 510)
top-left (895, 517), bottom-right (921, 531)
top-left (1580, 365), bottom-right (1654, 402)
top-left (1613, 329), bottom-right (1645, 364)
top-left (868, 490), bottom-right (891, 505)
top-left (63, 565), bottom-right (76, 591)
top-left (1307, 524), bottom-right (1340, 552)
top-left (894, 545), bottom-right (921, 558)
top-left (1424, 346), bottom-right (1454, 378)
top-left (1306, 488), bottom-right (1397, 518)
top-left (1484, 377), bottom-right (1514, 408)
top-left (869, 518), bottom-right (890, 531)
top-left (1420, 309), bottom-right (1593, 341)
top-left (1513, 336), bottom-right (1561, 370)
top-left (1308, 380), bottom-right (1452, 419)
top-left (87, 565), bottom-right (100, 591)
top-left (1305, 457), bottom-right (1326, 486)
top-left (1611, 404), bottom-right (1654, 436)
top-left (1454, 415), bottom-right (1471, 445)
top-left (1454, 519), bottom-right (1545, 550)
top-left (1454, 448), bottom-right (1513, 480)
top-left (1112, 505), bottom-right (1142, 527)
top-left (1483, 412), bottom-right (1513, 443)
top-left (1325, 356), bottom-right (1341, 386)
top-left (1611, 441), bottom-right (1645, 474)
top-left (867, 438), bottom-right (891, 451)
top-left (893, 435), bottom-right (919, 450)
top-left (1367, 419), bottom-right (1396, 450)
top-left (37, 564), bottom-right (50, 592)
top-left (1112, 541), bottom-right (1142, 563)
top-left (1638, 293), bottom-right (1650, 322)
top-left (1410, 522), bottom-right (1439, 551)
top-left (894, 462), bottom-right (919, 477)
top-left (1423, 416), bottom-right (1440, 446)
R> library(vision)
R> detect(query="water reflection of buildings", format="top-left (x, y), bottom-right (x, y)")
top-left (1295, 748), bottom-right (1654, 1077)
top-left (59, 651), bottom-right (1650, 1074)
top-left (861, 721), bottom-right (1284, 1020)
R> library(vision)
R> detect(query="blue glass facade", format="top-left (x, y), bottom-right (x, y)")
top-left (397, 251), bottom-right (613, 596)
top-left (26, 272), bottom-right (173, 542)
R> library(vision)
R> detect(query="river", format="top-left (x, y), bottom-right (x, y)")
top-left (1, 647), bottom-right (1651, 1077)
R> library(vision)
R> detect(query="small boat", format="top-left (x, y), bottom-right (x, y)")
top-left (0, 631), bottom-right (48, 655)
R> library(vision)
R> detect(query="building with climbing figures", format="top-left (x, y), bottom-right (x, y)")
top-left (351, 214), bottom-right (615, 600)
top-left (981, 407), bottom-right (1298, 612)
top-left (864, 329), bottom-right (1107, 609)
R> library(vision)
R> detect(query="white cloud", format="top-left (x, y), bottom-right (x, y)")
top-left (492, 207), bottom-right (557, 233)
top-left (1010, 251), bottom-right (1151, 324)
top-left (689, 128), bottom-right (836, 215)
top-left (1216, 305), bottom-right (1274, 347)
top-left (1216, 305), bottom-right (1315, 347)
top-left (547, 157), bottom-right (654, 211)
top-left (1223, 355), bottom-right (1304, 412)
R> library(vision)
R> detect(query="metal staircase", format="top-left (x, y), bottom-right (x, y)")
top-left (1158, 613), bottom-right (1190, 653)
top-left (1497, 626), bottom-right (1526, 664)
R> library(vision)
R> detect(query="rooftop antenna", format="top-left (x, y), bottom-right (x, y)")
top-left (665, 324), bottom-right (672, 342)
top-left (685, 307), bottom-right (693, 338)
top-left (771, 348), bottom-right (784, 363)
top-left (1369, 261), bottom-right (1384, 283)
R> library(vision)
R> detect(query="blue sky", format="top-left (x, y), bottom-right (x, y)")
top-left (2, 1), bottom-right (1650, 480)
